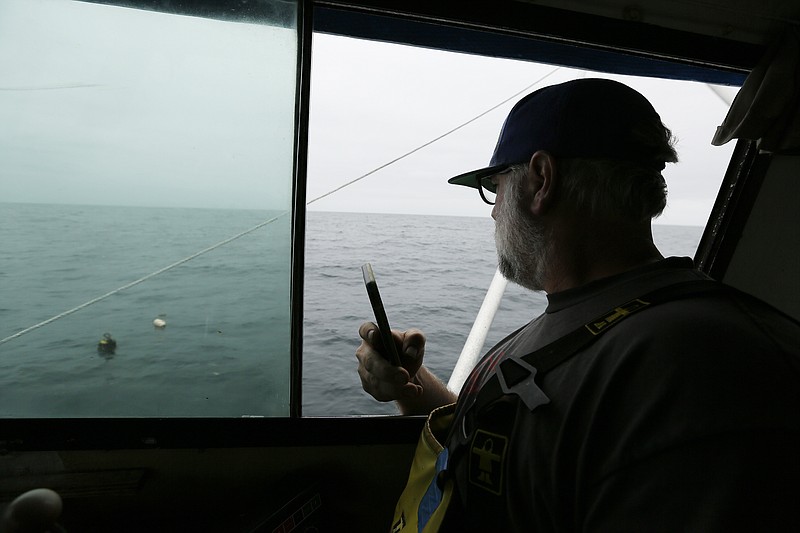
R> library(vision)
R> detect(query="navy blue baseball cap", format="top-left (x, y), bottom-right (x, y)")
top-left (448, 78), bottom-right (667, 189)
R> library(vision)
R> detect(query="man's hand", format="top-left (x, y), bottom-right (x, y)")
top-left (356, 322), bottom-right (457, 415)
top-left (356, 322), bottom-right (426, 402)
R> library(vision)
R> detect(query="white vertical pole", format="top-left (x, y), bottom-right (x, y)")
top-left (447, 267), bottom-right (508, 392)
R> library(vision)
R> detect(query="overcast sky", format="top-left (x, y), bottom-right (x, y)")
top-left (1, 0), bottom-right (738, 226)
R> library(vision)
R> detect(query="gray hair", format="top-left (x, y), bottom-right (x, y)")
top-left (508, 123), bottom-right (677, 223)
top-left (558, 122), bottom-right (677, 222)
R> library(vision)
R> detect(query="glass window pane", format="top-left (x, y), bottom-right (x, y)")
top-left (303, 34), bottom-right (737, 416)
top-left (0, 0), bottom-right (298, 417)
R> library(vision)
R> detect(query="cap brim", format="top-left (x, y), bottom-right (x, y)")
top-left (447, 164), bottom-right (508, 189)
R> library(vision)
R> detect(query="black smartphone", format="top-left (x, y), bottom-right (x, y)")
top-left (362, 263), bottom-right (401, 366)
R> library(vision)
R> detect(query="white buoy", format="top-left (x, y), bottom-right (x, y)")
top-left (153, 318), bottom-right (166, 328)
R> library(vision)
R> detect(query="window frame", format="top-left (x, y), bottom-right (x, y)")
top-left (1, 0), bottom-right (767, 450)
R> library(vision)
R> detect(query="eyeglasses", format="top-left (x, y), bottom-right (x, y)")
top-left (477, 167), bottom-right (512, 205)
top-left (478, 176), bottom-right (496, 205)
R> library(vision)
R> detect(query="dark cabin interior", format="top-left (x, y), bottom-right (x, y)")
top-left (1, 1), bottom-right (798, 531)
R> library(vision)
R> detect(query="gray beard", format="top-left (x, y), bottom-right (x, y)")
top-left (494, 182), bottom-right (550, 292)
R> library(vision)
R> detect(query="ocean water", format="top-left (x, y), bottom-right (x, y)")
top-left (0, 204), bottom-right (704, 417)
top-left (303, 211), bottom-right (704, 415)
top-left (0, 203), bottom-right (292, 417)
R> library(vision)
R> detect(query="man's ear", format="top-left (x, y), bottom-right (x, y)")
top-left (528, 151), bottom-right (556, 216)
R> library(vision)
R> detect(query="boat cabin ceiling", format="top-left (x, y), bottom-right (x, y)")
top-left (521, 0), bottom-right (794, 46)
top-left (2, 0), bottom-right (799, 531)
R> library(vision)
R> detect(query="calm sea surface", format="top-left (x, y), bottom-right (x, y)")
top-left (0, 204), bottom-right (703, 417)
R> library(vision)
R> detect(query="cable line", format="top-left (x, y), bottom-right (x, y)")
top-left (1, 71), bottom-right (559, 347)
top-left (307, 67), bottom-right (560, 205)
top-left (0, 213), bottom-right (285, 346)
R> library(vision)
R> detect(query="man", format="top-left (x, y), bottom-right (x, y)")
top-left (356, 78), bottom-right (800, 531)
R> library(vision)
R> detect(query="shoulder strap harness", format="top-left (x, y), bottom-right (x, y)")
top-left (443, 279), bottom-right (730, 531)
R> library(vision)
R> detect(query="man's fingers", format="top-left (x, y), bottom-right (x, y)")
top-left (400, 328), bottom-right (426, 374)
top-left (357, 359), bottom-right (409, 402)
top-left (358, 321), bottom-right (378, 343)
top-left (401, 328), bottom-right (426, 359)
top-left (356, 323), bottom-right (427, 403)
